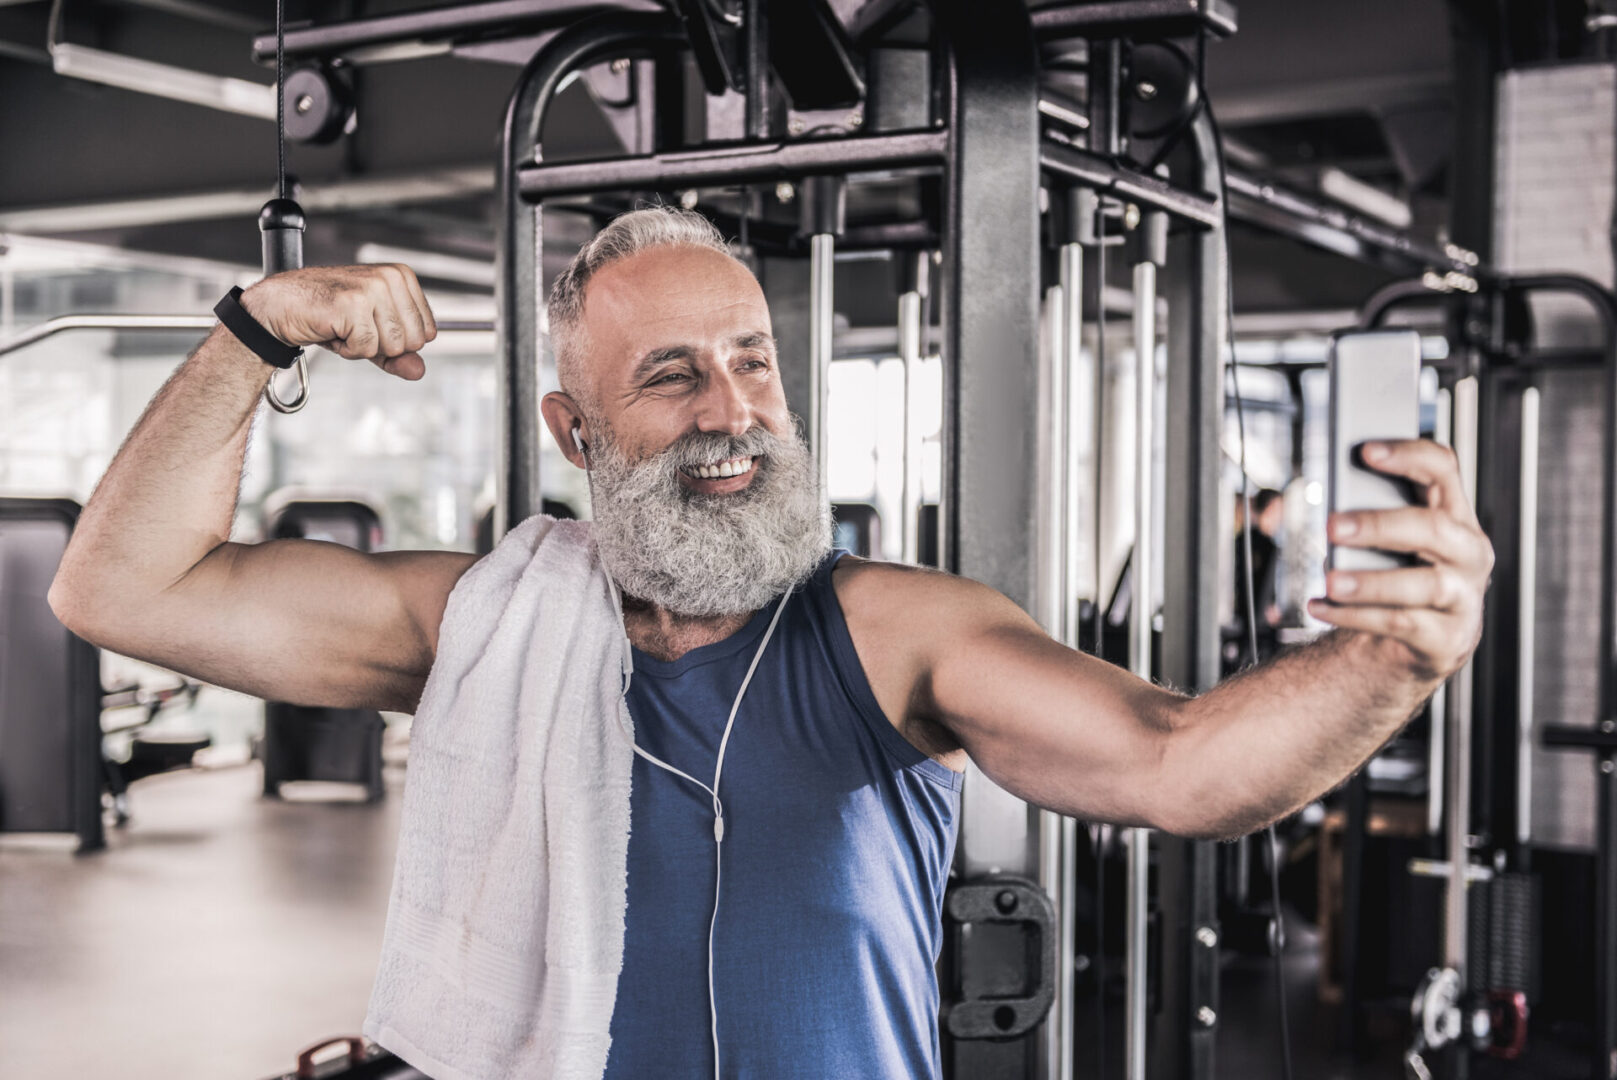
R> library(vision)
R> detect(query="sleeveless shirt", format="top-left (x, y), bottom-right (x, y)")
top-left (601, 550), bottom-right (962, 1080)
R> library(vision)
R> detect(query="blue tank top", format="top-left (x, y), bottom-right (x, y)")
top-left (602, 550), bottom-right (962, 1080)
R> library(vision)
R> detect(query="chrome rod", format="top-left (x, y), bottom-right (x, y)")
top-left (1124, 826), bottom-right (1150, 1080)
top-left (1428, 386), bottom-right (1454, 836)
top-left (1125, 257), bottom-right (1157, 1080)
top-left (0, 313), bottom-right (495, 359)
top-left (1059, 240), bottom-right (1085, 645)
top-left (1037, 283), bottom-right (1068, 633)
top-left (0, 313), bottom-right (214, 357)
top-left (898, 288), bottom-right (923, 564)
top-left (1035, 279), bottom-right (1073, 1080)
top-left (1130, 261), bottom-right (1156, 676)
top-left (809, 232), bottom-right (835, 494)
top-left (1518, 386), bottom-right (1541, 845)
top-left (1445, 374), bottom-right (1480, 972)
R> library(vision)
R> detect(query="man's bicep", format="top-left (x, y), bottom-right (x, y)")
top-left (921, 585), bottom-right (1184, 826)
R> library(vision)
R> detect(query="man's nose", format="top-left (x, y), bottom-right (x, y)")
top-left (694, 369), bottom-right (753, 437)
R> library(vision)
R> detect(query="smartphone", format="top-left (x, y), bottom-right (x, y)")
top-left (1327, 329), bottom-right (1422, 573)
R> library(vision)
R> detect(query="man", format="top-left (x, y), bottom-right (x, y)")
top-left (1234, 486), bottom-right (1286, 658)
top-left (48, 207), bottom-right (1493, 1078)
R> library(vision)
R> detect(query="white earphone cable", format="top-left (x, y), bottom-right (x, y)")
top-left (603, 563), bottom-right (791, 1080)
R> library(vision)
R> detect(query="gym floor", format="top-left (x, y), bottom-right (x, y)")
top-left (0, 752), bottom-right (406, 1080)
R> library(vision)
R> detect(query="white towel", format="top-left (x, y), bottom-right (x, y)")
top-left (362, 514), bottom-right (634, 1080)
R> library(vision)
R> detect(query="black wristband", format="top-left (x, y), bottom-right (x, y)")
top-left (214, 286), bottom-right (301, 369)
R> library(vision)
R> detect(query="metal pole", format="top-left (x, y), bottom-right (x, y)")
top-left (1036, 277), bottom-right (1074, 1080)
top-left (1429, 386), bottom-right (1453, 837)
top-left (495, 11), bottom-right (680, 542)
top-left (1517, 385), bottom-right (1540, 846)
top-left (1126, 255), bottom-right (1158, 1080)
top-left (1444, 373), bottom-right (1480, 975)
top-left (899, 251), bottom-right (928, 565)
top-left (809, 232), bottom-right (834, 494)
top-left (1060, 240), bottom-right (1085, 646)
top-left (1057, 236), bottom-right (1083, 1080)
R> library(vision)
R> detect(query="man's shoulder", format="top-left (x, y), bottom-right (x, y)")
top-left (830, 556), bottom-right (1008, 639)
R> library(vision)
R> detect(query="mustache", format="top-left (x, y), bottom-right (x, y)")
top-left (651, 426), bottom-right (792, 471)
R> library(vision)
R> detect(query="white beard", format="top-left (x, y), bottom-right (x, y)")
top-left (585, 419), bottom-right (832, 617)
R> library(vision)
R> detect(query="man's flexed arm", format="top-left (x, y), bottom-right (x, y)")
top-left (860, 438), bottom-right (1492, 840)
top-left (48, 265), bottom-right (477, 714)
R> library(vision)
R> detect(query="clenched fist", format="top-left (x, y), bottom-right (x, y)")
top-left (239, 264), bottom-right (438, 381)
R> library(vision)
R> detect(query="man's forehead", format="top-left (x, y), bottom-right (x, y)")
top-left (584, 245), bottom-right (769, 332)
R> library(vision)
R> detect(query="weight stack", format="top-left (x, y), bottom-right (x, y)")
top-left (1467, 871), bottom-right (1542, 1005)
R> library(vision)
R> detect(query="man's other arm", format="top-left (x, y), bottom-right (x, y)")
top-left (843, 439), bottom-right (1492, 839)
top-left (49, 266), bottom-right (478, 714)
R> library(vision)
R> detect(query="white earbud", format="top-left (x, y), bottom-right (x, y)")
top-left (571, 426), bottom-right (586, 454)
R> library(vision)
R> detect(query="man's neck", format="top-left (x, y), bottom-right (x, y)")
top-left (620, 594), bottom-right (757, 663)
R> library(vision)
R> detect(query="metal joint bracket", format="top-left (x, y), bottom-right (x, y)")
top-left (940, 876), bottom-right (1058, 1041)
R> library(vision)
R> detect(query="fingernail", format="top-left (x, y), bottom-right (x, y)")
top-left (1331, 573), bottom-right (1358, 597)
top-left (1363, 442), bottom-right (1389, 462)
top-left (1332, 515), bottom-right (1359, 538)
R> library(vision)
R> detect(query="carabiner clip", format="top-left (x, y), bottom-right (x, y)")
top-left (264, 352), bottom-right (310, 414)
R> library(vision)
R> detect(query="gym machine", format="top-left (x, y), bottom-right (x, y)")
top-left (258, 497), bottom-right (388, 803)
top-left (237, 2), bottom-right (1606, 1078)
top-left (1361, 271), bottom-right (1617, 1080)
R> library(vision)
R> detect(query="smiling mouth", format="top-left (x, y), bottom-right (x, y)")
top-left (679, 456), bottom-right (757, 480)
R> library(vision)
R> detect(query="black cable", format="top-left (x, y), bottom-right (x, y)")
top-left (1199, 25), bottom-right (1297, 1080)
top-left (275, 0), bottom-right (287, 200)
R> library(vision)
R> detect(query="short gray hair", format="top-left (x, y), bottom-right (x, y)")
top-left (547, 206), bottom-right (734, 400)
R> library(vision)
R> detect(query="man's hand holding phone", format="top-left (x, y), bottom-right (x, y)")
top-left (1309, 438), bottom-right (1494, 683)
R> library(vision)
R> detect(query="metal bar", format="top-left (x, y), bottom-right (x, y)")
top-left (1037, 282), bottom-right (1068, 635)
top-left (0, 313), bottom-right (492, 360)
top-left (1059, 241), bottom-right (1085, 646)
top-left (1155, 111), bottom-right (1224, 1080)
top-left (1130, 261), bottom-right (1156, 678)
top-left (933, 1), bottom-right (1044, 1074)
top-left (1041, 141), bottom-right (1221, 229)
top-left (0, 314), bottom-right (214, 357)
top-left (251, 0), bottom-right (658, 62)
top-left (1517, 386), bottom-right (1539, 846)
top-left (49, 42), bottom-right (275, 119)
top-left (1124, 826), bottom-right (1150, 1080)
top-left (1444, 374), bottom-right (1480, 974)
top-left (742, 0), bottom-right (769, 141)
top-left (1429, 386), bottom-right (1453, 837)
top-left (1126, 257), bottom-right (1157, 1080)
top-left (495, 11), bottom-right (681, 542)
top-left (1031, 0), bottom-right (1237, 40)
top-left (809, 232), bottom-right (834, 494)
top-left (899, 287), bottom-right (923, 564)
top-left (1227, 170), bottom-right (1478, 277)
top-left (518, 131), bottom-right (947, 201)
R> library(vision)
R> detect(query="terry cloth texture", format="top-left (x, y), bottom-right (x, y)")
top-left (363, 514), bottom-right (633, 1080)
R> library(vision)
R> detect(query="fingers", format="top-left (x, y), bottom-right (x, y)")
top-left (1358, 439), bottom-right (1472, 520)
top-left (1325, 565), bottom-right (1467, 611)
top-left (375, 264), bottom-right (431, 355)
top-left (1329, 504), bottom-right (1491, 572)
top-left (393, 264), bottom-right (437, 339)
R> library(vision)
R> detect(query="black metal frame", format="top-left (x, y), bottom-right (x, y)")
top-left (495, 9), bottom-right (1054, 1077)
top-left (1364, 273), bottom-right (1617, 1080)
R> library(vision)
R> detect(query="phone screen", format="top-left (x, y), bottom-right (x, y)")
top-left (1327, 329), bottom-right (1422, 573)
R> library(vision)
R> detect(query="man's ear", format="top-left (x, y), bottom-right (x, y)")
top-left (540, 391), bottom-right (589, 469)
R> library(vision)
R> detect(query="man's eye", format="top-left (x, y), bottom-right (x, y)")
top-left (652, 372), bottom-right (689, 386)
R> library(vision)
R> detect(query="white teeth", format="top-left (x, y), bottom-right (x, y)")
top-left (686, 456), bottom-right (753, 480)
